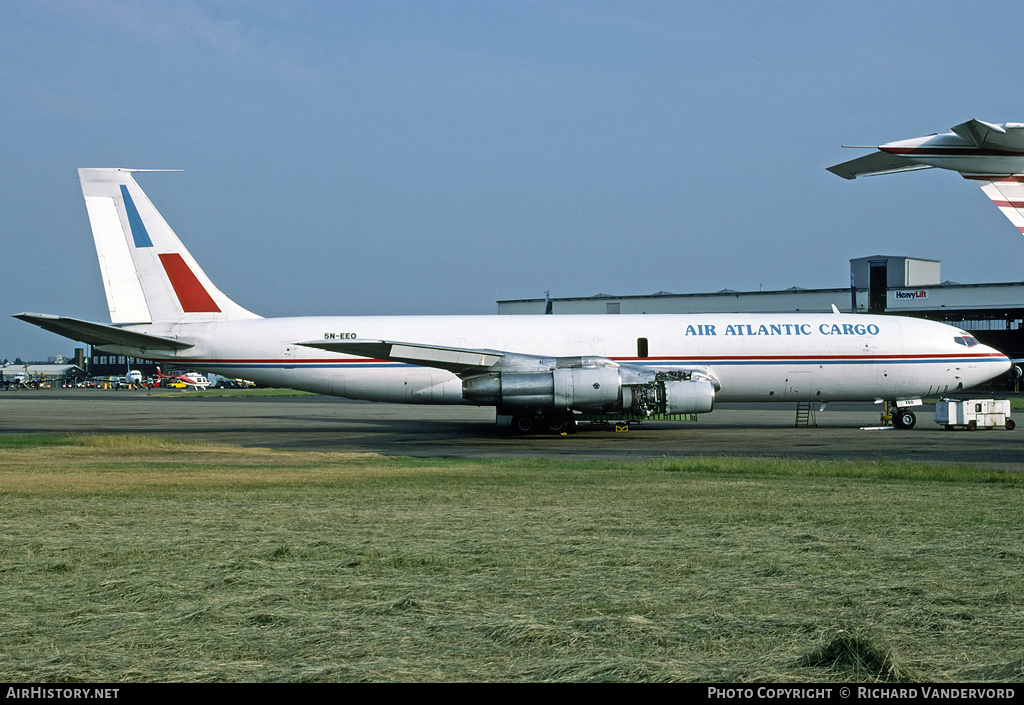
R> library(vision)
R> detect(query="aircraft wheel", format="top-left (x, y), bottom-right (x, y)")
top-left (893, 409), bottom-right (916, 429)
top-left (967, 420), bottom-right (977, 431)
top-left (543, 412), bottom-right (572, 434)
top-left (1006, 419), bottom-right (1016, 431)
top-left (511, 414), bottom-right (536, 435)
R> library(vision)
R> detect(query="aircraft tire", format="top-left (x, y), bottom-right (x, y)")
top-left (511, 414), bottom-right (536, 435)
top-left (543, 412), bottom-right (572, 434)
top-left (1007, 419), bottom-right (1016, 431)
top-left (893, 409), bottom-right (916, 429)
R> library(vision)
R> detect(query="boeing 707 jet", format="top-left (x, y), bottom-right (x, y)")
top-left (14, 169), bottom-right (1010, 432)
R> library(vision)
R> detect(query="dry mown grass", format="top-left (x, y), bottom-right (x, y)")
top-left (1, 435), bottom-right (1022, 682)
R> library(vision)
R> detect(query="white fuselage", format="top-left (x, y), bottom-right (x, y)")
top-left (104, 312), bottom-right (1008, 405)
top-left (881, 133), bottom-right (1024, 174)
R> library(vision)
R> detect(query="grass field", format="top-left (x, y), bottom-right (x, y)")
top-left (1, 435), bottom-right (1022, 682)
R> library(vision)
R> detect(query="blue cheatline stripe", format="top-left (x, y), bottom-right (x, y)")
top-left (120, 185), bottom-right (153, 248)
top-left (620, 358), bottom-right (996, 367)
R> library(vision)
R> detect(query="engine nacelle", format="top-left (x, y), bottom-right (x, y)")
top-left (663, 378), bottom-right (716, 414)
top-left (622, 377), bottom-right (715, 415)
top-left (463, 366), bottom-right (716, 415)
top-left (620, 368), bottom-right (716, 415)
top-left (463, 367), bottom-right (621, 410)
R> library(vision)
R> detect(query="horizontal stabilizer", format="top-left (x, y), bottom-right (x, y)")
top-left (951, 118), bottom-right (1024, 151)
top-left (827, 151), bottom-right (933, 180)
top-left (300, 339), bottom-right (505, 374)
top-left (13, 313), bottom-right (193, 351)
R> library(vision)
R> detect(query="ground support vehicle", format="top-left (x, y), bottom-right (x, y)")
top-left (935, 399), bottom-right (1015, 430)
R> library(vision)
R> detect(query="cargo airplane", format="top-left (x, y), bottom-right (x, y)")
top-left (829, 118), bottom-right (1024, 236)
top-left (14, 169), bottom-right (1011, 432)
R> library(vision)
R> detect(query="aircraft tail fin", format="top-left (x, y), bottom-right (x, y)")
top-left (962, 175), bottom-right (1024, 235)
top-left (78, 168), bottom-right (260, 324)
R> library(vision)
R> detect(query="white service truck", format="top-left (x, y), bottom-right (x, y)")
top-left (935, 399), bottom-right (1015, 431)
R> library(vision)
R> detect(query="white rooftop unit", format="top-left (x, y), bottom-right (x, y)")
top-left (850, 255), bottom-right (940, 289)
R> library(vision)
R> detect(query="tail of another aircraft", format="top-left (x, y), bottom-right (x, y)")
top-left (79, 168), bottom-right (260, 325)
top-left (962, 175), bottom-right (1024, 235)
top-left (829, 119), bottom-right (1024, 239)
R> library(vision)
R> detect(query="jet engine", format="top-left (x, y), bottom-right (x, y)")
top-left (622, 370), bottom-right (716, 415)
top-left (462, 366), bottom-right (715, 415)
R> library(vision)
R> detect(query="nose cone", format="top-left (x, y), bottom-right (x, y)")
top-left (974, 343), bottom-right (1012, 385)
top-left (992, 347), bottom-right (1012, 374)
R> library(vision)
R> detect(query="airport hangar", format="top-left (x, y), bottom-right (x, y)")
top-left (497, 255), bottom-right (1024, 367)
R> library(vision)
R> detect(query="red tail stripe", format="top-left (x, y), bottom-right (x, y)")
top-left (158, 253), bottom-right (221, 313)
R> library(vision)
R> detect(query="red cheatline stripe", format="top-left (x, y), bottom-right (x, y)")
top-left (158, 253), bottom-right (222, 313)
top-left (992, 200), bottom-right (1024, 209)
top-left (881, 146), bottom-right (1022, 157)
top-left (962, 174), bottom-right (1024, 182)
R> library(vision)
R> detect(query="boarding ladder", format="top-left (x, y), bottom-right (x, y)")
top-left (795, 401), bottom-right (817, 428)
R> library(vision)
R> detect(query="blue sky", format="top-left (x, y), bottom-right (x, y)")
top-left (3, 1), bottom-right (1023, 360)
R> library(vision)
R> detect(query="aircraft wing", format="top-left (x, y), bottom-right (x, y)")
top-left (13, 313), bottom-right (194, 351)
top-left (827, 150), bottom-right (933, 180)
top-left (301, 338), bottom-right (721, 391)
top-left (300, 339), bottom-right (506, 375)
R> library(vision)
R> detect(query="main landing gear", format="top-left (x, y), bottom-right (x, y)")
top-left (508, 410), bottom-right (577, 435)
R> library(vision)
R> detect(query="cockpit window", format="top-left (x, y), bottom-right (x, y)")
top-left (954, 336), bottom-right (979, 347)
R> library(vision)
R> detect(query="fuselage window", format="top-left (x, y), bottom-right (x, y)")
top-left (637, 337), bottom-right (649, 358)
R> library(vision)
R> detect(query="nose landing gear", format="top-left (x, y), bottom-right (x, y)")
top-left (888, 404), bottom-right (917, 430)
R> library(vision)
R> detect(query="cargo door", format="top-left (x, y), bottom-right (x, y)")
top-left (783, 370), bottom-right (813, 400)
